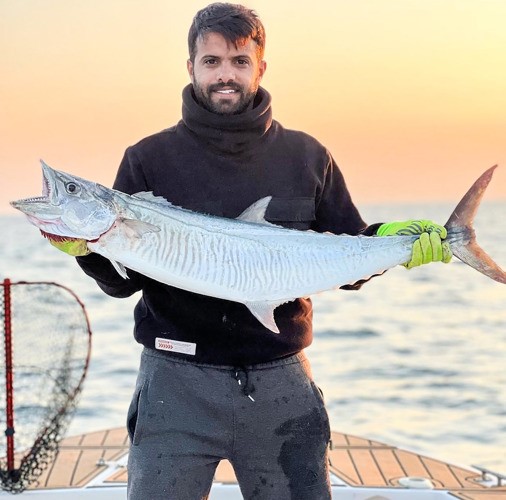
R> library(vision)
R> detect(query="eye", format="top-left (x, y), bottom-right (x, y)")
top-left (65, 182), bottom-right (80, 194)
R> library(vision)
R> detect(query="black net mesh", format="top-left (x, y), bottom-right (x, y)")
top-left (0, 280), bottom-right (92, 493)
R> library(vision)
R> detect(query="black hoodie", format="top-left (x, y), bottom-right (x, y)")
top-left (77, 85), bottom-right (373, 365)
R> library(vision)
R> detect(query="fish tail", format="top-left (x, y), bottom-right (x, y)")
top-left (445, 165), bottom-right (506, 284)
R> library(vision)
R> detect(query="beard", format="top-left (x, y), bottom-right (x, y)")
top-left (192, 80), bottom-right (259, 115)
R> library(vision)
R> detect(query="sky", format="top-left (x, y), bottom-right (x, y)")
top-left (1, 0), bottom-right (505, 215)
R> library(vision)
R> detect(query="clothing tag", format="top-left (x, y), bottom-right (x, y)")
top-left (155, 337), bottom-right (196, 356)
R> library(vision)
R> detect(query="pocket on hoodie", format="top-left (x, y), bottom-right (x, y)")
top-left (265, 197), bottom-right (316, 230)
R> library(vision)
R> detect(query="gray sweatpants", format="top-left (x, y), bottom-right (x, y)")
top-left (127, 348), bottom-right (331, 500)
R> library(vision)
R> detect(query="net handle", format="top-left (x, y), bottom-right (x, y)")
top-left (2, 278), bottom-right (15, 472)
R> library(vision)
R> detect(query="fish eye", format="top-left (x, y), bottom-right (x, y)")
top-left (65, 182), bottom-right (80, 194)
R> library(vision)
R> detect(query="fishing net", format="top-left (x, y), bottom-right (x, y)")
top-left (0, 280), bottom-right (92, 493)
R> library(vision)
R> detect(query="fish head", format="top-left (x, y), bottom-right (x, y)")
top-left (10, 160), bottom-right (117, 240)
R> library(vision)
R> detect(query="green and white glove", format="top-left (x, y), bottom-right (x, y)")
top-left (376, 219), bottom-right (452, 269)
top-left (49, 238), bottom-right (91, 256)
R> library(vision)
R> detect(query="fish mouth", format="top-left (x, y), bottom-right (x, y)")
top-left (39, 229), bottom-right (80, 243)
top-left (10, 160), bottom-right (54, 209)
top-left (10, 160), bottom-right (63, 231)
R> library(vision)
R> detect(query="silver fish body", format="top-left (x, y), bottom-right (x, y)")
top-left (11, 161), bottom-right (506, 332)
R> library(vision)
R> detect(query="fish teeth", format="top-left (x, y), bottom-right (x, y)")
top-left (21, 196), bottom-right (47, 203)
top-left (42, 171), bottom-right (51, 197)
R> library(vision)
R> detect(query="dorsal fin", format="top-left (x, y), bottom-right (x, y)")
top-left (237, 197), bottom-right (274, 225)
top-left (133, 192), bottom-right (174, 206)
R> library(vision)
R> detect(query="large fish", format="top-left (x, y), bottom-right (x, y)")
top-left (11, 161), bottom-right (506, 332)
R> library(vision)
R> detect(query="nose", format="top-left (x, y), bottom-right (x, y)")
top-left (217, 62), bottom-right (235, 83)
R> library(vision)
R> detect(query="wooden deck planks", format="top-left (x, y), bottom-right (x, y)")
top-left (372, 448), bottom-right (407, 485)
top-left (328, 448), bottom-right (361, 485)
top-left (350, 448), bottom-right (387, 486)
top-left (104, 467), bottom-right (128, 484)
top-left (327, 431), bottom-right (504, 496)
top-left (71, 449), bottom-right (108, 487)
top-left (394, 448), bottom-right (432, 479)
top-left (40, 449), bottom-right (90, 488)
top-left (422, 455), bottom-right (467, 489)
top-left (28, 428), bottom-right (128, 489)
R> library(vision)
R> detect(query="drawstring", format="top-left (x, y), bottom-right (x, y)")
top-left (234, 367), bottom-right (255, 402)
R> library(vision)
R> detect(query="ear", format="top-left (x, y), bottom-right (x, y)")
top-left (187, 59), bottom-right (194, 81)
top-left (258, 60), bottom-right (267, 81)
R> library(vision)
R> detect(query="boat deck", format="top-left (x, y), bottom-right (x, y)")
top-left (25, 428), bottom-right (506, 498)
top-left (327, 433), bottom-right (505, 499)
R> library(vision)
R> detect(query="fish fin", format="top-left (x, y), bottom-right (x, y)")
top-left (133, 191), bottom-right (174, 206)
top-left (110, 259), bottom-right (129, 279)
top-left (237, 197), bottom-right (277, 225)
top-left (244, 300), bottom-right (284, 333)
top-left (119, 218), bottom-right (161, 238)
top-left (452, 241), bottom-right (506, 283)
top-left (445, 165), bottom-right (506, 284)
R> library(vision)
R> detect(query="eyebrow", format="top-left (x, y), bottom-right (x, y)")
top-left (200, 53), bottom-right (252, 60)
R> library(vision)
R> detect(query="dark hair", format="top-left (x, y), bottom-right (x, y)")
top-left (188, 3), bottom-right (265, 62)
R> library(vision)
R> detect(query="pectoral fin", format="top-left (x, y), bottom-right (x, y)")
top-left (109, 259), bottom-right (128, 279)
top-left (244, 300), bottom-right (285, 333)
top-left (119, 218), bottom-right (160, 238)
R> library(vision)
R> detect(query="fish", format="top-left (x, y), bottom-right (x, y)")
top-left (11, 161), bottom-right (506, 333)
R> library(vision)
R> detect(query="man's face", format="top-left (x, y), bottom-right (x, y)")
top-left (187, 32), bottom-right (266, 115)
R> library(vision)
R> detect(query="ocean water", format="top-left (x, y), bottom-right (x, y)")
top-left (1, 201), bottom-right (505, 472)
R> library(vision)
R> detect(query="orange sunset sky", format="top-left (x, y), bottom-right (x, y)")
top-left (1, 0), bottom-right (505, 214)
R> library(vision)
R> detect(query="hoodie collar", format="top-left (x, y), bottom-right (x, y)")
top-left (181, 84), bottom-right (273, 156)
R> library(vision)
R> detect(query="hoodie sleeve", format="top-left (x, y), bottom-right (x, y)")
top-left (312, 151), bottom-right (374, 235)
top-left (75, 254), bottom-right (144, 297)
top-left (312, 151), bottom-right (385, 289)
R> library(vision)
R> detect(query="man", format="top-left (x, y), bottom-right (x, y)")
top-left (52, 3), bottom-right (451, 499)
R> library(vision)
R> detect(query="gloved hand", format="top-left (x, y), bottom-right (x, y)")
top-left (376, 219), bottom-right (452, 269)
top-left (48, 238), bottom-right (91, 256)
